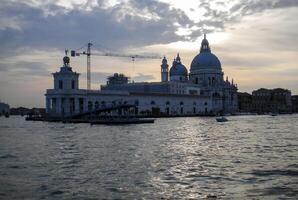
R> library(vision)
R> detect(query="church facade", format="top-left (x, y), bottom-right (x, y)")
top-left (45, 35), bottom-right (238, 117)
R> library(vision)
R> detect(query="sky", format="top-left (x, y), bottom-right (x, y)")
top-left (0, 0), bottom-right (297, 107)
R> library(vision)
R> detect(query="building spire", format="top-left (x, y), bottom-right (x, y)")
top-left (176, 53), bottom-right (181, 63)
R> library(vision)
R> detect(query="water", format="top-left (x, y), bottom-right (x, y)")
top-left (0, 115), bottom-right (297, 199)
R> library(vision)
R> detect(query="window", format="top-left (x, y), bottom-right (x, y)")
top-left (95, 101), bottom-right (99, 109)
top-left (71, 80), bottom-right (75, 89)
top-left (88, 101), bottom-right (93, 111)
top-left (135, 100), bottom-right (139, 106)
top-left (59, 80), bottom-right (63, 89)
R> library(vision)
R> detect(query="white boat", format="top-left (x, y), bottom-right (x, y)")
top-left (216, 116), bottom-right (228, 122)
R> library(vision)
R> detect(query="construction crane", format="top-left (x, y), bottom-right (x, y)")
top-left (71, 42), bottom-right (161, 90)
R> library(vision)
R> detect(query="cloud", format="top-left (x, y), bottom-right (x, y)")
top-left (132, 73), bottom-right (155, 82)
top-left (81, 71), bottom-right (111, 84)
top-left (0, 0), bottom-right (194, 59)
top-left (0, 61), bottom-right (51, 77)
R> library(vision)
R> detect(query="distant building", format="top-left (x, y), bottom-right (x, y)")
top-left (0, 102), bottom-right (10, 115)
top-left (291, 95), bottom-right (298, 113)
top-left (10, 107), bottom-right (31, 115)
top-left (106, 73), bottom-right (129, 85)
top-left (237, 92), bottom-right (252, 112)
top-left (10, 107), bottom-right (45, 116)
top-left (252, 88), bottom-right (292, 113)
top-left (45, 35), bottom-right (238, 117)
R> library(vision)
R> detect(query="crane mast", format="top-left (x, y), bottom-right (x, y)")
top-left (71, 43), bottom-right (160, 90)
top-left (87, 42), bottom-right (92, 90)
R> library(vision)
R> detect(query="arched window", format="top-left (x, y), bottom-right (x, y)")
top-left (166, 101), bottom-right (170, 105)
top-left (151, 101), bottom-right (156, 105)
top-left (180, 101), bottom-right (184, 105)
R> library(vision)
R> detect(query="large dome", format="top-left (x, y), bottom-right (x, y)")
top-left (190, 52), bottom-right (221, 71)
top-left (190, 34), bottom-right (222, 71)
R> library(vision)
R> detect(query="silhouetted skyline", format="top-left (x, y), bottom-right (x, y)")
top-left (0, 0), bottom-right (297, 107)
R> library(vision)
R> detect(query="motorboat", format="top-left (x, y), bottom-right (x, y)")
top-left (216, 116), bottom-right (228, 122)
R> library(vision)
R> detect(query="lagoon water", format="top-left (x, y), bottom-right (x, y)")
top-left (0, 115), bottom-right (298, 199)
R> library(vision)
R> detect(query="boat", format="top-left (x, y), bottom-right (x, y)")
top-left (216, 116), bottom-right (228, 122)
top-left (90, 117), bottom-right (155, 125)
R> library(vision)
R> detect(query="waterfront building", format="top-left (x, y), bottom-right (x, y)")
top-left (237, 92), bottom-right (252, 113)
top-left (252, 88), bottom-right (292, 114)
top-left (0, 102), bottom-right (10, 115)
top-left (291, 95), bottom-right (298, 113)
top-left (45, 35), bottom-right (238, 117)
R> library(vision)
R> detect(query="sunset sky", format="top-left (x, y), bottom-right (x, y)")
top-left (0, 0), bottom-right (297, 107)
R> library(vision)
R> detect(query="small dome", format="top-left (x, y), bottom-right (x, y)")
top-left (170, 55), bottom-right (188, 77)
top-left (170, 61), bottom-right (188, 76)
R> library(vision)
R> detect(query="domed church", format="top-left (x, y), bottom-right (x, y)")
top-left (45, 35), bottom-right (238, 117)
top-left (189, 34), bottom-right (238, 113)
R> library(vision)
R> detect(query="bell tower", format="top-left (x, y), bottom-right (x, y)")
top-left (161, 56), bottom-right (169, 82)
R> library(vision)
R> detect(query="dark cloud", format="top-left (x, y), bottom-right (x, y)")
top-left (1, 0), bottom-right (297, 57)
top-left (196, 0), bottom-right (298, 33)
top-left (0, 0), bottom-right (193, 58)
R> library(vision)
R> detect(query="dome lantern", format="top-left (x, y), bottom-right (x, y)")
top-left (200, 34), bottom-right (211, 53)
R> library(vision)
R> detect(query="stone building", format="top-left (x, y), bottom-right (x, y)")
top-left (237, 92), bottom-right (252, 113)
top-left (291, 95), bottom-right (298, 113)
top-left (45, 35), bottom-right (238, 117)
top-left (252, 88), bottom-right (292, 114)
top-left (0, 102), bottom-right (10, 115)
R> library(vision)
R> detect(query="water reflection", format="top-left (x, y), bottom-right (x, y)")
top-left (0, 115), bottom-right (297, 199)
